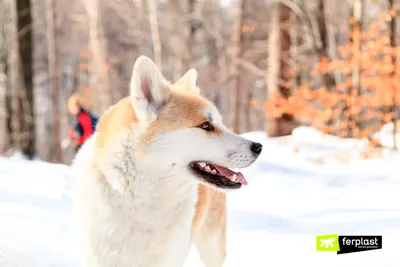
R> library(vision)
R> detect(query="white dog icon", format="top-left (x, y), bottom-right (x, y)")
top-left (320, 237), bottom-right (336, 248)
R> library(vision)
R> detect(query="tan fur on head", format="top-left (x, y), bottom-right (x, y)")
top-left (172, 69), bottom-right (200, 94)
top-left (95, 60), bottom-right (209, 161)
top-left (142, 89), bottom-right (216, 146)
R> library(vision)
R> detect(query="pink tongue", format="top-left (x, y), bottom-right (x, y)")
top-left (213, 165), bottom-right (248, 185)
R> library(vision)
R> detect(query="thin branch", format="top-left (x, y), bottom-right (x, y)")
top-left (235, 57), bottom-right (265, 77)
top-left (276, 0), bottom-right (322, 55)
top-left (147, 0), bottom-right (162, 68)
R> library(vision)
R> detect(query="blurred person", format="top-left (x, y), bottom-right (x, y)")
top-left (66, 93), bottom-right (98, 152)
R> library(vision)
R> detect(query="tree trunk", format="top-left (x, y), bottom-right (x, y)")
top-left (0, 1), bottom-right (7, 153)
top-left (315, 0), bottom-right (336, 90)
top-left (167, 0), bottom-right (196, 76)
top-left (17, 0), bottom-right (35, 159)
top-left (4, 0), bottom-right (35, 158)
top-left (228, 0), bottom-right (244, 133)
top-left (290, 0), bottom-right (299, 92)
top-left (389, 0), bottom-right (398, 149)
top-left (347, 0), bottom-right (364, 137)
top-left (148, 0), bottom-right (161, 68)
top-left (84, 0), bottom-right (112, 115)
top-left (266, 3), bottom-right (280, 136)
top-left (0, 62), bottom-right (5, 153)
top-left (183, 0), bottom-right (195, 69)
top-left (266, 3), bottom-right (294, 137)
top-left (7, 0), bottom-right (22, 152)
top-left (214, 6), bottom-right (229, 122)
top-left (46, 0), bottom-right (61, 162)
top-left (315, 0), bottom-right (341, 133)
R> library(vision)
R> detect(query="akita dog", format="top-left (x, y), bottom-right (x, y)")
top-left (71, 56), bottom-right (263, 267)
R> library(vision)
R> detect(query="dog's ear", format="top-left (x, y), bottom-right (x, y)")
top-left (173, 69), bottom-right (200, 94)
top-left (130, 56), bottom-right (169, 122)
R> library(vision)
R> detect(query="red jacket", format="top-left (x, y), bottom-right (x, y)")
top-left (76, 111), bottom-right (94, 144)
top-left (69, 109), bottom-right (95, 145)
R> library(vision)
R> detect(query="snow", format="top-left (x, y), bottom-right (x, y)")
top-left (1, 126), bottom-right (400, 267)
top-left (372, 121), bottom-right (400, 149)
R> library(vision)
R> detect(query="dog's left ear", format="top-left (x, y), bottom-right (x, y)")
top-left (173, 69), bottom-right (200, 94)
top-left (130, 56), bottom-right (169, 122)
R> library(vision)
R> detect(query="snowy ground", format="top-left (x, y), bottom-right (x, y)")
top-left (1, 126), bottom-right (400, 267)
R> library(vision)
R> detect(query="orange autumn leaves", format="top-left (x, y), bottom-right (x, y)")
top-left (263, 14), bottom-right (399, 138)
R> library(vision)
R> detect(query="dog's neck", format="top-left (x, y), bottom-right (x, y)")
top-left (97, 132), bottom-right (197, 203)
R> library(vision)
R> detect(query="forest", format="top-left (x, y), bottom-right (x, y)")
top-left (0, 0), bottom-right (399, 164)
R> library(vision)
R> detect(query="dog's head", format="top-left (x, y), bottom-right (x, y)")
top-left (131, 56), bottom-right (262, 191)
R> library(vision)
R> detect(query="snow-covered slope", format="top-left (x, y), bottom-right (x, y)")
top-left (1, 127), bottom-right (400, 267)
top-left (372, 121), bottom-right (400, 149)
top-left (0, 158), bottom-right (77, 267)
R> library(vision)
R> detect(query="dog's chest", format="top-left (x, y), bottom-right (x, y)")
top-left (89, 183), bottom-right (197, 267)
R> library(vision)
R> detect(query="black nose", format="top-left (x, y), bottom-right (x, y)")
top-left (250, 142), bottom-right (263, 155)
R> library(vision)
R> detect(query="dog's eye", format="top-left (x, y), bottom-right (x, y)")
top-left (197, 121), bottom-right (214, 131)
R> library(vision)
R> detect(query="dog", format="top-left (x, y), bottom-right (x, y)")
top-left (71, 56), bottom-right (263, 267)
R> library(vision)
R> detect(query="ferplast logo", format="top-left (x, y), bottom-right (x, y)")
top-left (316, 234), bottom-right (340, 252)
top-left (316, 234), bottom-right (382, 254)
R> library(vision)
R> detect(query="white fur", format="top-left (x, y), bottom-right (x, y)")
top-left (173, 69), bottom-right (200, 94)
top-left (130, 56), bottom-right (170, 123)
top-left (72, 132), bottom-right (198, 267)
top-left (143, 107), bottom-right (257, 192)
top-left (71, 56), bottom-right (261, 267)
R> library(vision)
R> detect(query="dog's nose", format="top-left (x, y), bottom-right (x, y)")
top-left (250, 142), bottom-right (263, 155)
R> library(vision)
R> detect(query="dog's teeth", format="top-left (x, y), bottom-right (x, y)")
top-left (210, 169), bottom-right (217, 174)
top-left (232, 174), bottom-right (237, 182)
top-left (198, 162), bottom-right (206, 168)
top-left (204, 165), bottom-right (211, 171)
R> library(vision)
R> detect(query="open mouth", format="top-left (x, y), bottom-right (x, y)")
top-left (189, 161), bottom-right (248, 190)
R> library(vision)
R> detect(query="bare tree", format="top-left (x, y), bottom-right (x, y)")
top-left (389, 0), bottom-right (398, 148)
top-left (165, 0), bottom-right (197, 75)
top-left (228, 0), bottom-right (244, 132)
top-left (266, 2), bottom-right (295, 137)
top-left (0, 0), bottom-right (7, 153)
top-left (182, 0), bottom-right (196, 69)
top-left (46, 0), bottom-right (61, 162)
top-left (211, 3), bottom-right (230, 117)
top-left (266, 2), bottom-right (280, 136)
top-left (297, 0), bottom-right (336, 90)
top-left (316, 0), bottom-right (334, 87)
top-left (349, 0), bottom-right (365, 137)
top-left (83, 0), bottom-right (112, 115)
top-left (147, 0), bottom-right (162, 68)
top-left (289, 0), bottom-right (300, 92)
top-left (2, 0), bottom-right (36, 158)
top-left (17, 0), bottom-right (35, 159)
top-left (7, 0), bottom-right (22, 152)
